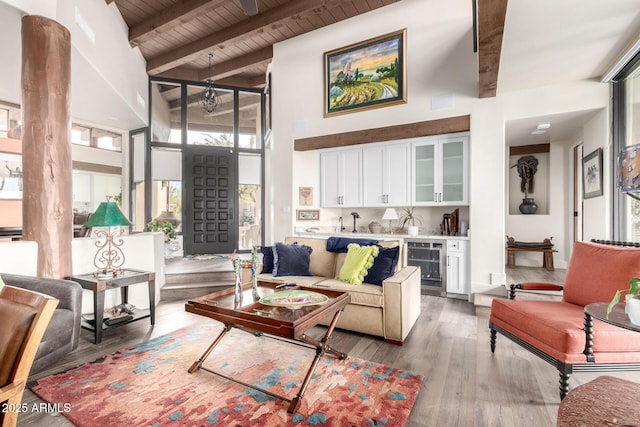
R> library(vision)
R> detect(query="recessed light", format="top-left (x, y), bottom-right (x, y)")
top-left (537, 123), bottom-right (551, 130)
top-left (531, 130), bottom-right (546, 135)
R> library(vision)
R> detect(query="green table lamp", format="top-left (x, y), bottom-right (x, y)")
top-left (85, 199), bottom-right (132, 276)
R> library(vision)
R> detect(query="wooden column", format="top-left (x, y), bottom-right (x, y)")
top-left (21, 15), bottom-right (72, 279)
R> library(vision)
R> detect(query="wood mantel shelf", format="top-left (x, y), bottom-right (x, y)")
top-left (293, 115), bottom-right (470, 151)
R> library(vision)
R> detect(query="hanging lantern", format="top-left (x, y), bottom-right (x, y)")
top-left (201, 53), bottom-right (218, 114)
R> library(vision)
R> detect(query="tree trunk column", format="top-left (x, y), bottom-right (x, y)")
top-left (21, 15), bottom-right (72, 279)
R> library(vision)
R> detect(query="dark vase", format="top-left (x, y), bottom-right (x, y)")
top-left (519, 198), bottom-right (538, 214)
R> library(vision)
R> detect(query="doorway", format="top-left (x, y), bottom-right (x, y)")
top-left (182, 145), bottom-right (238, 255)
top-left (572, 143), bottom-right (584, 244)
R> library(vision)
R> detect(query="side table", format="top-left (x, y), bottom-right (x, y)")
top-left (68, 269), bottom-right (156, 344)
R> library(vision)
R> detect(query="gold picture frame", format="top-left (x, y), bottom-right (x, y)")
top-left (324, 29), bottom-right (407, 117)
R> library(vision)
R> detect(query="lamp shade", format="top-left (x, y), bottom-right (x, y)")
top-left (382, 208), bottom-right (398, 220)
top-left (85, 202), bottom-right (132, 228)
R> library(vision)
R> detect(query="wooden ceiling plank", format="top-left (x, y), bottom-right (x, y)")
top-left (294, 115), bottom-right (471, 151)
top-left (478, 0), bottom-right (508, 98)
top-left (198, 46), bottom-right (273, 80)
top-left (146, 0), bottom-right (338, 74)
top-left (129, 0), bottom-right (228, 47)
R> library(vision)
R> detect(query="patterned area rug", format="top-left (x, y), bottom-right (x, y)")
top-left (30, 323), bottom-right (423, 426)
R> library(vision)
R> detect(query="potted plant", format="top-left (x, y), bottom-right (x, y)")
top-left (399, 207), bottom-right (423, 236)
top-left (144, 220), bottom-right (176, 243)
top-left (606, 277), bottom-right (640, 324)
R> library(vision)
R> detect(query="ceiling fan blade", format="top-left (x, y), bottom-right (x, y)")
top-left (239, 0), bottom-right (258, 16)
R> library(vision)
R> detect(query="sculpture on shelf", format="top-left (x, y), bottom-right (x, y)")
top-left (515, 155), bottom-right (539, 214)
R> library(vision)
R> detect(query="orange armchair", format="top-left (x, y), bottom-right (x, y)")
top-left (0, 285), bottom-right (58, 427)
top-left (490, 241), bottom-right (640, 400)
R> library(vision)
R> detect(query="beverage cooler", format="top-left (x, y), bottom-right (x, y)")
top-left (406, 240), bottom-right (446, 296)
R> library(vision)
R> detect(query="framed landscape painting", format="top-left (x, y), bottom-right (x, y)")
top-left (324, 29), bottom-right (406, 117)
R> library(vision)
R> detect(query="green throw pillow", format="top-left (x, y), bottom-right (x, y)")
top-left (336, 243), bottom-right (379, 285)
top-left (0, 274), bottom-right (4, 292)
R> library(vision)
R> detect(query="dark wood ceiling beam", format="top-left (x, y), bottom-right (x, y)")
top-left (477, 0), bottom-right (508, 98)
top-left (155, 67), bottom-right (199, 82)
top-left (168, 91), bottom-right (260, 110)
top-left (128, 0), bottom-right (228, 47)
top-left (217, 75), bottom-right (266, 88)
top-left (198, 46), bottom-right (273, 81)
top-left (146, 0), bottom-right (347, 75)
top-left (294, 115), bottom-right (471, 151)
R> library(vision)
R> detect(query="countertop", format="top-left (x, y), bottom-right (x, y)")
top-left (293, 230), bottom-right (470, 241)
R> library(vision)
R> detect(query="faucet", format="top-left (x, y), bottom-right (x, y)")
top-left (338, 216), bottom-right (346, 232)
top-left (350, 212), bottom-right (360, 233)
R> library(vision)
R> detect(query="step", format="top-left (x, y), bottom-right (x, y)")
top-left (164, 270), bottom-right (235, 285)
top-left (160, 281), bottom-right (233, 301)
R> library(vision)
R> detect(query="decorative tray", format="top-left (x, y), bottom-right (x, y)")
top-left (259, 290), bottom-right (329, 309)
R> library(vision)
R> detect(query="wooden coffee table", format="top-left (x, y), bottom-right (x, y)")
top-left (185, 281), bottom-right (350, 414)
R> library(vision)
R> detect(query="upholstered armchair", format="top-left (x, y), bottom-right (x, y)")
top-left (0, 285), bottom-right (57, 427)
top-left (490, 241), bottom-right (640, 399)
top-left (1, 274), bottom-right (82, 374)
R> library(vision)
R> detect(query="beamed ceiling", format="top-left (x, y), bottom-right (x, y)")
top-left (106, 0), bottom-right (506, 96)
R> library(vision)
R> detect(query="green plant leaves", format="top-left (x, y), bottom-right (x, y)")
top-left (606, 277), bottom-right (640, 319)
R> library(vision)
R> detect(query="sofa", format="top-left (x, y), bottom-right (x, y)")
top-left (256, 236), bottom-right (421, 344)
top-left (490, 241), bottom-right (640, 399)
top-left (1, 273), bottom-right (83, 373)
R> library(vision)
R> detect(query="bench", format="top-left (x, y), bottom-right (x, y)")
top-left (505, 236), bottom-right (556, 270)
top-left (506, 246), bottom-right (557, 270)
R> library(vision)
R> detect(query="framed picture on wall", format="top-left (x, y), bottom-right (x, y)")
top-left (0, 152), bottom-right (22, 200)
top-left (324, 29), bottom-right (407, 117)
top-left (583, 148), bottom-right (603, 199)
top-left (296, 209), bottom-right (320, 221)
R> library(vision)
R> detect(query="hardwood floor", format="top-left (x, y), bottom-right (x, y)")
top-left (17, 266), bottom-right (640, 426)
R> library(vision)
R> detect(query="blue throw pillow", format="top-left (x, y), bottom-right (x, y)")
top-left (260, 246), bottom-right (274, 274)
top-left (326, 237), bottom-right (379, 253)
top-left (365, 246), bottom-right (400, 286)
top-left (273, 242), bottom-right (313, 276)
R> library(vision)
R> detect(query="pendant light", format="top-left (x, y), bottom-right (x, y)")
top-left (201, 53), bottom-right (219, 114)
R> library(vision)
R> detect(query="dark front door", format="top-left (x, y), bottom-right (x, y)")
top-left (183, 146), bottom-right (237, 255)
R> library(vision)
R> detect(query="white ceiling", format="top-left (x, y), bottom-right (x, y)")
top-left (500, 0), bottom-right (640, 147)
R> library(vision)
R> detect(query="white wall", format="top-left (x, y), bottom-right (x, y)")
top-left (581, 109), bottom-right (611, 241)
top-left (0, 232), bottom-right (164, 314)
top-left (271, 0), bottom-right (612, 297)
top-left (0, 0), bottom-right (148, 130)
top-left (0, 240), bottom-right (38, 276)
top-left (72, 232), bottom-right (165, 313)
top-left (506, 143), bottom-right (571, 269)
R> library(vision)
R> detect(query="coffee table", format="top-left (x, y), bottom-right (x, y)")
top-left (185, 281), bottom-right (350, 414)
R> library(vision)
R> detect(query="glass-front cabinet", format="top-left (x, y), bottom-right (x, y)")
top-left (412, 134), bottom-right (468, 206)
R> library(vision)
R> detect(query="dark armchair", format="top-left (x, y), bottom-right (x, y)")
top-left (1, 274), bottom-right (83, 373)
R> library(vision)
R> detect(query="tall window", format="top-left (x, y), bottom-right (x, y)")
top-left (613, 53), bottom-right (640, 241)
top-left (147, 77), bottom-right (265, 253)
top-left (71, 123), bottom-right (122, 152)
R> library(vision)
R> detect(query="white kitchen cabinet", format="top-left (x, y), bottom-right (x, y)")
top-left (412, 135), bottom-right (468, 206)
top-left (363, 143), bottom-right (411, 206)
top-left (446, 239), bottom-right (468, 296)
top-left (320, 148), bottom-right (362, 207)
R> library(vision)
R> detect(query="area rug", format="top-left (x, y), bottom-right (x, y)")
top-left (30, 323), bottom-right (424, 426)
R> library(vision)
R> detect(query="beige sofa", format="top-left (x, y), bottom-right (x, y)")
top-left (257, 236), bottom-right (421, 344)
